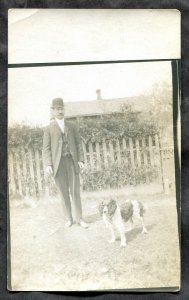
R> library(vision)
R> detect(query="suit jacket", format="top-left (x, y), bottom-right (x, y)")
top-left (43, 120), bottom-right (84, 177)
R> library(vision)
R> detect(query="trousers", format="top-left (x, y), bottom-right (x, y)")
top-left (54, 155), bottom-right (82, 223)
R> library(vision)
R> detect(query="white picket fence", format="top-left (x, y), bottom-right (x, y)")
top-left (8, 135), bottom-right (174, 197)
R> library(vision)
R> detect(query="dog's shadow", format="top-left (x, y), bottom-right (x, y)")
top-left (123, 224), bottom-right (156, 243)
top-left (84, 212), bottom-right (156, 243)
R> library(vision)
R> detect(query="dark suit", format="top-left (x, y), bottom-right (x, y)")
top-left (43, 120), bottom-right (84, 222)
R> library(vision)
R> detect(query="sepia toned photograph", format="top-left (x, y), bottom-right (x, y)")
top-left (8, 9), bottom-right (180, 291)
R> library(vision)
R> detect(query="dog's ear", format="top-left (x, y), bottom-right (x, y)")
top-left (108, 199), bottom-right (117, 217)
top-left (98, 202), bottom-right (105, 216)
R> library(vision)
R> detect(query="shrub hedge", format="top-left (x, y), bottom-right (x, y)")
top-left (82, 162), bottom-right (158, 191)
top-left (8, 106), bottom-right (159, 148)
top-left (9, 107), bottom-right (161, 197)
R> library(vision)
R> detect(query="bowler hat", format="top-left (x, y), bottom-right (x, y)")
top-left (51, 98), bottom-right (64, 108)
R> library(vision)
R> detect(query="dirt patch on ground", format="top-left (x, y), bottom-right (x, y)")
top-left (9, 184), bottom-right (180, 291)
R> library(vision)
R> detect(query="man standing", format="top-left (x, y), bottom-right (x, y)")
top-left (43, 98), bottom-right (88, 228)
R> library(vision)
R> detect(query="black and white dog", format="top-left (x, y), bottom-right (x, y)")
top-left (99, 199), bottom-right (147, 247)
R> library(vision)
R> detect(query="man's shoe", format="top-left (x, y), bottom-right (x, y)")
top-left (65, 221), bottom-right (72, 228)
top-left (78, 220), bottom-right (89, 229)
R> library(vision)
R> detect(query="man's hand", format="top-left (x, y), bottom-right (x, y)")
top-left (78, 161), bottom-right (84, 170)
top-left (46, 166), bottom-right (53, 176)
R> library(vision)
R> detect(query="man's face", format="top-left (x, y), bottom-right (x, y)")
top-left (53, 106), bottom-right (65, 119)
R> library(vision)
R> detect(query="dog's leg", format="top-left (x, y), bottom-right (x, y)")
top-left (139, 216), bottom-right (148, 234)
top-left (103, 214), bottom-right (116, 243)
top-left (118, 225), bottom-right (127, 247)
top-left (108, 225), bottom-right (116, 243)
top-left (125, 219), bottom-right (133, 232)
top-left (132, 200), bottom-right (148, 234)
top-left (114, 206), bottom-right (127, 247)
top-left (115, 221), bottom-right (127, 247)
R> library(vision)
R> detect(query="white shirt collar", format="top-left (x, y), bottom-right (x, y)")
top-left (55, 118), bottom-right (64, 133)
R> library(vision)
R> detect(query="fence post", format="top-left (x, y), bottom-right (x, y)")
top-left (96, 142), bottom-right (101, 169)
top-left (34, 148), bottom-right (43, 194)
top-left (142, 138), bottom-right (148, 165)
top-left (129, 138), bottom-right (135, 168)
top-left (142, 138), bottom-right (149, 183)
top-left (155, 134), bottom-right (164, 186)
top-left (136, 139), bottom-right (141, 167)
top-left (22, 149), bottom-right (29, 197)
top-left (109, 140), bottom-right (114, 163)
top-left (89, 142), bottom-right (94, 168)
top-left (102, 138), bottom-right (108, 167)
top-left (28, 148), bottom-right (37, 197)
top-left (148, 136), bottom-right (154, 166)
top-left (9, 150), bottom-right (16, 194)
top-left (122, 138), bottom-right (128, 165)
top-left (116, 140), bottom-right (121, 165)
top-left (82, 141), bottom-right (87, 166)
top-left (15, 151), bottom-right (23, 196)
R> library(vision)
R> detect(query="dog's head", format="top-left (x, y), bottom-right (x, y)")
top-left (99, 199), bottom-right (117, 218)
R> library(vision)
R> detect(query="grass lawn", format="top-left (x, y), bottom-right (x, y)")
top-left (9, 184), bottom-right (180, 291)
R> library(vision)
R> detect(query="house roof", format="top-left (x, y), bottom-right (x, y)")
top-left (64, 96), bottom-right (151, 118)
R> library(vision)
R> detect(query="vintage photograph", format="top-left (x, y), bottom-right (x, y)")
top-left (8, 9), bottom-right (180, 291)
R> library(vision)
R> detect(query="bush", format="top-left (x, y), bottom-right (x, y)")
top-left (8, 106), bottom-right (159, 148)
top-left (8, 124), bottom-right (44, 149)
top-left (8, 106), bottom-right (160, 196)
top-left (78, 106), bottom-right (158, 144)
top-left (82, 162), bottom-right (159, 191)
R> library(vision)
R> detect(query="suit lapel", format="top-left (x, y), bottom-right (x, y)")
top-left (64, 121), bottom-right (70, 139)
top-left (51, 119), bottom-right (71, 139)
top-left (51, 120), bottom-right (62, 137)
top-left (51, 119), bottom-right (72, 145)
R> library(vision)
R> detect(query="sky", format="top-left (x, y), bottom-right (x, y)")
top-left (8, 61), bottom-right (172, 126)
